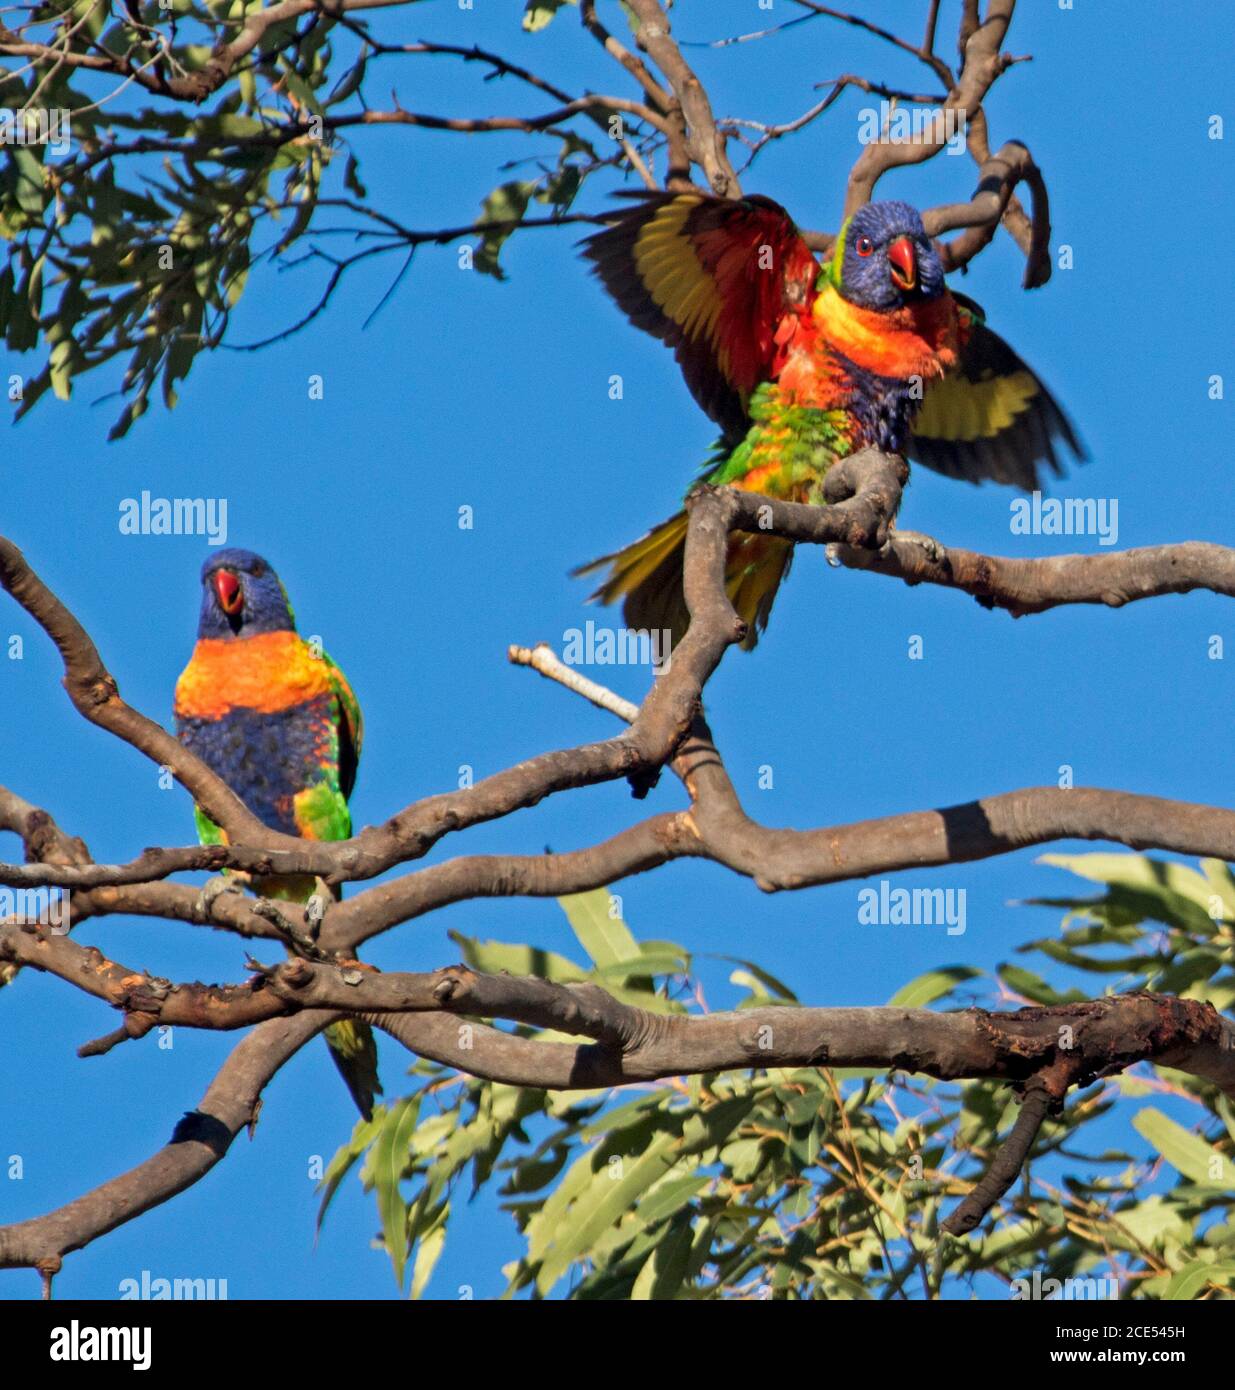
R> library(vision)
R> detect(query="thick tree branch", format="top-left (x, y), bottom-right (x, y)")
top-left (6, 964), bottom-right (1226, 1272)
top-left (11, 911), bottom-right (1234, 1103)
top-left (33, 931), bottom-right (1220, 1113)
top-left (0, 786), bottom-right (90, 875)
top-left (838, 534), bottom-right (1235, 617)
top-left (369, 985), bottom-right (1235, 1100)
top-left (7, 449), bottom-right (1235, 934)
top-left (0, 1012), bottom-right (324, 1271)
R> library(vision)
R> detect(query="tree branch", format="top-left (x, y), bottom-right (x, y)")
top-left (626, 0), bottom-right (738, 195)
top-left (843, 0), bottom-right (1018, 215)
top-left (924, 138), bottom-right (1051, 286)
top-left (368, 985), bottom-right (1235, 1101)
top-left (0, 1013), bottom-right (324, 1271)
top-left (837, 534), bottom-right (1235, 617)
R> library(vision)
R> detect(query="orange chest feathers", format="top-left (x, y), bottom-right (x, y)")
top-left (174, 631), bottom-right (334, 722)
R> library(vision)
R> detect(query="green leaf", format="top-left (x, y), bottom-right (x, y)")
top-left (328, 45), bottom-right (369, 108)
top-left (1163, 1259), bottom-right (1235, 1299)
top-left (450, 930), bottom-right (587, 982)
top-left (633, 1173), bottom-right (710, 1228)
top-left (630, 1213), bottom-right (694, 1300)
top-left (11, 148), bottom-right (45, 218)
top-left (523, 0), bottom-right (577, 31)
top-left (1217, 1094), bottom-right (1235, 1147)
top-left (48, 335), bottom-right (73, 402)
top-left (557, 887), bottom-right (641, 970)
top-left (315, 1109), bottom-right (385, 1234)
top-left (536, 162), bottom-right (582, 212)
top-left (1149, 948), bottom-right (1222, 996)
top-left (805, 1263), bottom-right (873, 1299)
top-left (1110, 1194), bottom-right (1192, 1250)
top-left (595, 951), bottom-right (687, 982)
top-left (106, 392), bottom-right (148, 442)
top-left (997, 964), bottom-right (1085, 1005)
top-left (1039, 853), bottom-right (1221, 935)
top-left (472, 180), bottom-right (535, 280)
top-left (1200, 859), bottom-right (1235, 922)
top-left (280, 69), bottom-right (324, 117)
top-left (536, 1134), bottom-right (679, 1292)
top-left (370, 1095), bottom-right (423, 1289)
top-left (409, 1201), bottom-right (449, 1300)
top-left (682, 1095), bottom-right (757, 1157)
top-left (1132, 1107), bottom-right (1233, 1190)
top-left (715, 955), bottom-right (799, 1004)
top-left (888, 966), bottom-right (981, 1008)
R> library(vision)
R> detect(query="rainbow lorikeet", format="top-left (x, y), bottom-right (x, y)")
top-left (173, 548), bottom-right (381, 1120)
top-left (577, 193), bottom-right (1084, 647)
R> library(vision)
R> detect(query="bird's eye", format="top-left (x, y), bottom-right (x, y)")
top-left (855, 235), bottom-right (874, 258)
top-left (251, 561), bottom-right (265, 578)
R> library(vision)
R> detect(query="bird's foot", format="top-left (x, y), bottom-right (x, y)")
top-left (303, 877), bottom-right (334, 939)
top-left (887, 529), bottom-right (946, 564)
top-left (250, 898), bottom-right (328, 961)
top-left (196, 874), bottom-right (245, 917)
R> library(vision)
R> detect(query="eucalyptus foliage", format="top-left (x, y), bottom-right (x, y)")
top-left (321, 858), bottom-right (1235, 1300)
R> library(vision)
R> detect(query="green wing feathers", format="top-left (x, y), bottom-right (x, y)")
top-left (318, 651), bottom-right (380, 1121)
top-left (324, 651), bottom-right (363, 799)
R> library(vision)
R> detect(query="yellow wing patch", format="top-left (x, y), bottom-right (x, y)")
top-left (913, 369), bottom-right (1039, 442)
top-left (632, 197), bottom-right (732, 381)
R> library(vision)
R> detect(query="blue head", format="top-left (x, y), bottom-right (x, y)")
top-left (834, 201), bottom-right (945, 311)
top-left (197, 548), bottom-right (296, 639)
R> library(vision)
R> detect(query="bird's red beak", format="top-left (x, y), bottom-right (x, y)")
top-left (213, 568), bottom-right (243, 616)
top-left (887, 235), bottom-right (918, 292)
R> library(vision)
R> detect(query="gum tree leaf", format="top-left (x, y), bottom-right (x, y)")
top-left (1133, 1108), bottom-right (1233, 1190)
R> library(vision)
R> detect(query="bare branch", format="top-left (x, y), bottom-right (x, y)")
top-left (627, 0), bottom-right (738, 194)
top-left (581, 0), bottom-right (672, 113)
top-left (838, 534), bottom-right (1235, 617)
top-left (0, 1013), bottom-right (324, 1271)
top-left (508, 642), bottom-right (640, 724)
top-left (843, 0), bottom-right (1018, 217)
top-left (789, 0), bottom-right (955, 87)
top-left (0, 785), bottom-right (90, 872)
top-left (942, 1071), bottom-right (1062, 1235)
top-left (925, 138), bottom-right (1051, 287)
top-left (371, 985), bottom-right (1235, 1099)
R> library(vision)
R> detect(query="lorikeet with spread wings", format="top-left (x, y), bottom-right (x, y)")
top-left (577, 193), bottom-right (1084, 647)
top-left (173, 548), bottom-right (381, 1120)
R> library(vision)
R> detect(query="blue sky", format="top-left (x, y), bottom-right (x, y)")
top-left (1, 1), bottom-right (1231, 1298)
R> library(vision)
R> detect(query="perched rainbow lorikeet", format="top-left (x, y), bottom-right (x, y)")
top-left (173, 548), bottom-right (381, 1120)
top-left (577, 193), bottom-right (1084, 647)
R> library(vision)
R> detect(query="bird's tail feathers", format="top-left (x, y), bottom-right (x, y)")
top-left (575, 510), bottom-right (793, 652)
top-left (323, 1018), bottom-right (383, 1122)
